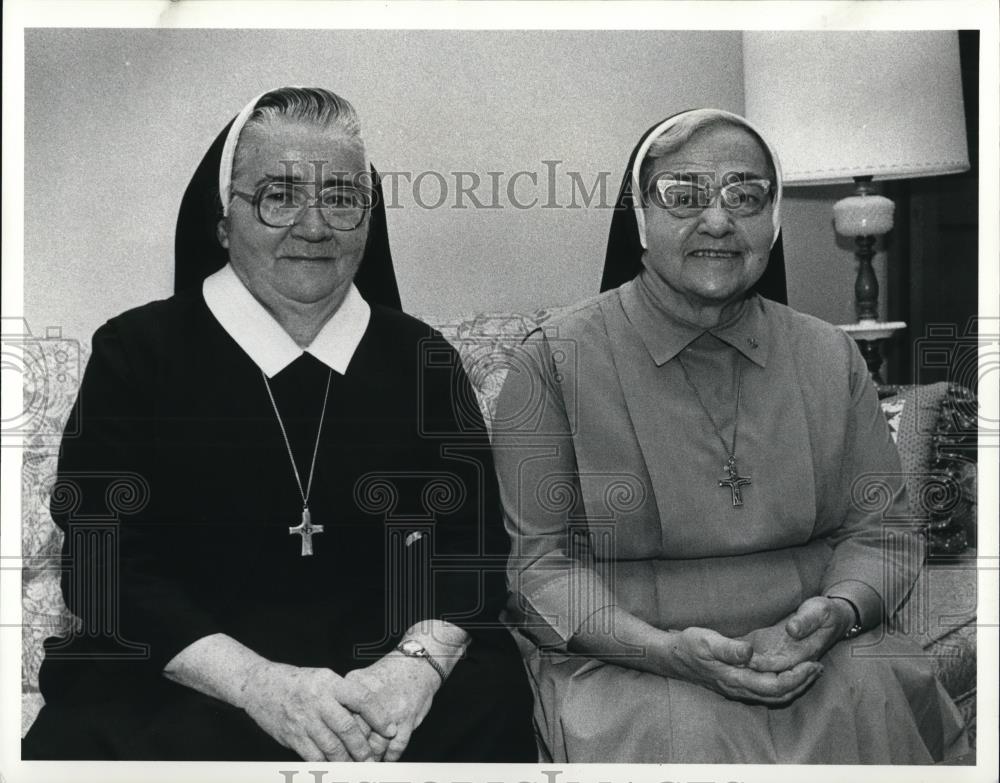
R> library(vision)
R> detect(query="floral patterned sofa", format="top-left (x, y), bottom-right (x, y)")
top-left (20, 310), bottom-right (979, 747)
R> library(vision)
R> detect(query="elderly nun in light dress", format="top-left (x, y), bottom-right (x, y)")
top-left (493, 108), bottom-right (970, 764)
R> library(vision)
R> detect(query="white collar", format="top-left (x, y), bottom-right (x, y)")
top-left (203, 263), bottom-right (371, 378)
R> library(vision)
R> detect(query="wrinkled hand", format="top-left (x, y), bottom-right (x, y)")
top-left (240, 661), bottom-right (396, 762)
top-left (663, 626), bottom-right (823, 706)
top-left (346, 652), bottom-right (442, 761)
top-left (742, 596), bottom-right (853, 673)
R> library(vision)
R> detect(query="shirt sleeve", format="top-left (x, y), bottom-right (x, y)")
top-left (491, 331), bottom-right (616, 649)
top-left (52, 319), bottom-right (224, 674)
top-left (820, 332), bottom-right (923, 629)
top-left (401, 335), bottom-right (513, 642)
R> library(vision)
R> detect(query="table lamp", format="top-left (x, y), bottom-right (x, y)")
top-left (743, 31), bottom-right (969, 383)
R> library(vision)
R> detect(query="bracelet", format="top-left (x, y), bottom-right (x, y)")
top-left (396, 639), bottom-right (446, 682)
top-left (827, 595), bottom-right (863, 639)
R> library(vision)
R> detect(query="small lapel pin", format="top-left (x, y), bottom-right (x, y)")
top-left (405, 531), bottom-right (425, 547)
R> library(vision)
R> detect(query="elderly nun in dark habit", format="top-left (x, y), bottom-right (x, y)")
top-left (24, 86), bottom-right (535, 763)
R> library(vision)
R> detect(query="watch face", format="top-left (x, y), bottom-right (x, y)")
top-left (400, 639), bottom-right (425, 655)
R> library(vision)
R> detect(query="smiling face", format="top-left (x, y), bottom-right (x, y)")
top-left (218, 117), bottom-right (369, 314)
top-left (642, 123), bottom-right (775, 321)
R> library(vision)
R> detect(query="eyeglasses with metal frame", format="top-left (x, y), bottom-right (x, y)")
top-left (231, 181), bottom-right (371, 230)
top-left (649, 176), bottom-right (773, 219)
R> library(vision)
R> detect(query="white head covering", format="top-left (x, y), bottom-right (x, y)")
top-left (630, 108), bottom-right (784, 250)
top-left (218, 91), bottom-right (268, 218)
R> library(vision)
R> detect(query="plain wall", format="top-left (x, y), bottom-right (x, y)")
top-left (24, 28), bottom-right (862, 345)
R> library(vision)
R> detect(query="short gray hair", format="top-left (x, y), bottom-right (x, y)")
top-left (239, 86), bottom-right (369, 170)
top-left (638, 114), bottom-right (775, 199)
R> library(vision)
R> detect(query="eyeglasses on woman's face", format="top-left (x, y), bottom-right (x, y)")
top-left (649, 176), bottom-right (773, 219)
top-left (231, 181), bottom-right (371, 230)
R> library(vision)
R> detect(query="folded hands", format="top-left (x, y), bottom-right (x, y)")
top-left (662, 596), bottom-right (856, 706)
top-left (241, 653), bottom-right (441, 762)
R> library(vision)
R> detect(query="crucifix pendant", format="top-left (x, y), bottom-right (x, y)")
top-left (288, 507), bottom-right (324, 556)
top-left (718, 456), bottom-right (751, 507)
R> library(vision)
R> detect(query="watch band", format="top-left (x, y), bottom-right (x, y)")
top-left (827, 595), bottom-right (863, 639)
top-left (395, 639), bottom-right (446, 682)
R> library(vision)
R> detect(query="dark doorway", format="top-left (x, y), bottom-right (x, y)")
top-left (888, 30), bottom-right (980, 391)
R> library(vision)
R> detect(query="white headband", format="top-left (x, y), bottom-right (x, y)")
top-left (218, 91), bottom-right (268, 218)
top-left (217, 88), bottom-right (372, 218)
top-left (630, 108), bottom-right (783, 250)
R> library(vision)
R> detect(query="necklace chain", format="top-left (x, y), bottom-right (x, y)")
top-left (262, 368), bottom-right (333, 509)
top-left (675, 351), bottom-right (743, 460)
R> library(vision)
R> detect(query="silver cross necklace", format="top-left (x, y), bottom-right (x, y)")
top-left (676, 352), bottom-right (751, 507)
top-left (262, 368), bottom-right (333, 555)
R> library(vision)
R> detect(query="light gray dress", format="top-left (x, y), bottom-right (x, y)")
top-left (492, 273), bottom-right (969, 763)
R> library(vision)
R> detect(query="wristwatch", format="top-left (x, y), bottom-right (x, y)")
top-left (827, 595), bottom-right (864, 639)
top-left (396, 639), bottom-right (446, 682)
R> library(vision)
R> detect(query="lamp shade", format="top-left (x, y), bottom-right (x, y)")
top-left (743, 31), bottom-right (969, 185)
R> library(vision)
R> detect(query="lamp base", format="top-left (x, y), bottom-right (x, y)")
top-left (837, 321), bottom-right (907, 384)
top-left (834, 178), bottom-right (896, 322)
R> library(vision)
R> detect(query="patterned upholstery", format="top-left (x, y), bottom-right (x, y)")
top-left (879, 383), bottom-right (978, 554)
top-left (19, 316), bottom-right (979, 743)
top-left (877, 382), bottom-right (979, 745)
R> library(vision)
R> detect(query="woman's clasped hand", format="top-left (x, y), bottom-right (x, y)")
top-left (740, 596), bottom-right (856, 674)
top-left (344, 651), bottom-right (443, 761)
top-left (239, 662), bottom-right (399, 762)
top-left (660, 626), bottom-right (824, 706)
top-left (659, 596), bottom-right (857, 706)
top-left (239, 648), bottom-right (450, 762)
